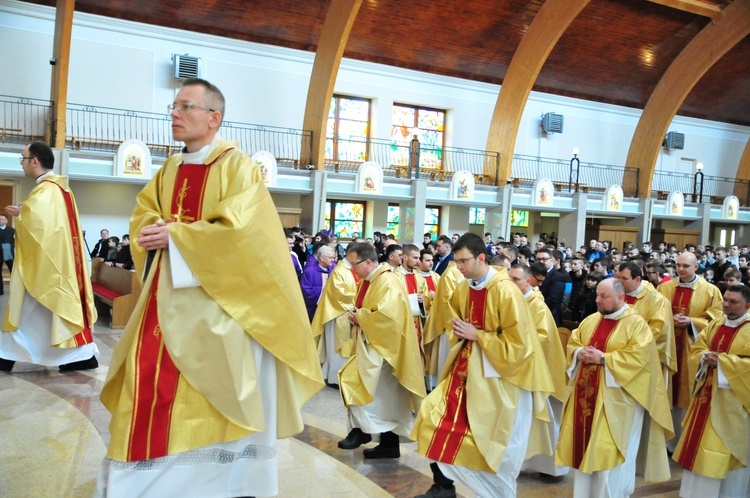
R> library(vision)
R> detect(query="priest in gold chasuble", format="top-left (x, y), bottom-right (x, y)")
top-left (657, 252), bottom-right (722, 451)
top-left (96, 79), bottom-right (323, 498)
top-left (337, 242), bottom-right (426, 459)
top-left (0, 141), bottom-right (98, 373)
top-left (556, 279), bottom-right (673, 498)
top-left (674, 284), bottom-right (750, 498)
top-left (413, 234), bottom-right (554, 498)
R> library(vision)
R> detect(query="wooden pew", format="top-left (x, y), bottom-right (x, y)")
top-left (90, 258), bottom-right (141, 329)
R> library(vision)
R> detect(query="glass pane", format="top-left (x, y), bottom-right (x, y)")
top-left (337, 140), bottom-right (367, 161)
top-left (424, 225), bottom-right (438, 240)
top-left (326, 119), bottom-right (336, 136)
top-left (392, 106), bottom-right (415, 127)
top-left (387, 205), bottom-right (399, 223)
top-left (339, 119), bottom-right (368, 139)
top-left (339, 98), bottom-right (369, 121)
top-left (469, 207), bottom-right (486, 225)
top-left (334, 202), bottom-right (364, 221)
top-left (421, 149), bottom-right (442, 169)
top-left (328, 96), bottom-right (336, 118)
top-left (323, 219), bottom-right (331, 230)
top-left (419, 130), bottom-right (442, 149)
top-left (424, 207), bottom-right (439, 225)
top-left (325, 202), bottom-right (332, 222)
top-left (391, 125), bottom-right (412, 142)
top-left (333, 220), bottom-right (362, 239)
top-left (325, 137), bottom-right (335, 159)
top-left (417, 110), bottom-right (444, 131)
top-left (386, 222), bottom-right (399, 235)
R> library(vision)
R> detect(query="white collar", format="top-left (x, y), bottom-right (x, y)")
top-left (35, 171), bottom-right (53, 184)
top-left (626, 282), bottom-right (643, 297)
top-left (523, 288), bottom-right (535, 299)
top-left (602, 304), bottom-right (627, 319)
top-left (725, 312), bottom-right (750, 327)
top-left (365, 266), bottom-right (380, 281)
top-left (469, 266), bottom-right (495, 290)
top-left (678, 275), bottom-right (699, 288)
top-left (181, 135), bottom-right (222, 164)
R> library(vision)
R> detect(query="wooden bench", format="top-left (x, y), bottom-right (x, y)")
top-left (90, 258), bottom-right (141, 329)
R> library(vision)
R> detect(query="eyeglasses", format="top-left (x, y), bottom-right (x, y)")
top-left (536, 257), bottom-right (551, 262)
top-left (167, 102), bottom-right (215, 114)
top-left (19, 155), bottom-right (32, 163)
top-left (455, 256), bottom-right (477, 266)
top-left (350, 259), bottom-right (368, 266)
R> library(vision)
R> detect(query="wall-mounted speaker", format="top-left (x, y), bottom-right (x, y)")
top-left (541, 113), bottom-right (564, 134)
top-left (663, 131), bottom-right (685, 151)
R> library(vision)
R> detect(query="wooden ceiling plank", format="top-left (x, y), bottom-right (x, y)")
top-left (646, 0), bottom-right (724, 22)
top-left (301, 0), bottom-right (363, 170)
top-left (486, 0), bottom-right (592, 186)
top-left (50, 0), bottom-right (75, 149)
top-left (627, 0), bottom-right (750, 199)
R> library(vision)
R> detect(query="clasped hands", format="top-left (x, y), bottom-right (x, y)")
top-left (137, 220), bottom-right (169, 250)
top-left (702, 351), bottom-right (718, 368)
top-left (348, 308), bottom-right (359, 327)
top-left (452, 318), bottom-right (478, 341)
top-left (578, 346), bottom-right (605, 365)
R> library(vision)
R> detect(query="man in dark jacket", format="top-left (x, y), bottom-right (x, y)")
top-left (537, 248), bottom-right (571, 326)
top-left (90, 228), bottom-right (110, 259)
top-left (0, 214), bottom-right (14, 295)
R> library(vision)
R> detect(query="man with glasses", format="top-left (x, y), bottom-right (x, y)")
top-left (300, 245), bottom-right (335, 321)
top-left (413, 233), bottom-right (553, 498)
top-left (337, 242), bottom-right (425, 459)
top-left (0, 141), bottom-right (99, 373)
top-left (96, 79), bottom-right (323, 497)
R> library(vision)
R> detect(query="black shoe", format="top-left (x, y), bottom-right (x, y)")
top-left (337, 428), bottom-right (372, 449)
top-left (326, 382), bottom-right (339, 390)
top-left (538, 473), bottom-right (565, 483)
top-left (0, 357), bottom-right (14, 372)
top-left (363, 431), bottom-right (400, 459)
top-left (59, 355), bottom-right (98, 371)
top-left (414, 484), bottom-right (457, 498)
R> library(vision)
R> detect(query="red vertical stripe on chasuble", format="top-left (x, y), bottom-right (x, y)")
top-left (624, 295), bottom-right (637, 305)
top-left (676, 323), bottom-right (742, 470)
top-left (671, 286), bottom-right (694, 406)
top-left (46, 182), bottom-right (93, 345)
top-left (424, 287), bottom-right (487, 464)
top-left (571, 317), bottom-right (618, 469)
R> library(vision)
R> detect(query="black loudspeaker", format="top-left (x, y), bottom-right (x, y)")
top-left (541, 113), bottom-right (564, 134)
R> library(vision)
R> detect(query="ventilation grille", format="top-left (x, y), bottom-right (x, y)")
top-left (663, 132), bottom-right (685, 151)
top-left (172, 54), bottom-right (201, 80)
top-left (541, 113), bottom-right (564, 134)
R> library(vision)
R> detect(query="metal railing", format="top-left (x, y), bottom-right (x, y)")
top-left (511, 155), bottom-right (640, 196)
top-left (323, 135), bottom-right (498, 181)
top-left (651, 170), bottom-right (750, 206)
top-left (0, 95), bottom-right (51, 143)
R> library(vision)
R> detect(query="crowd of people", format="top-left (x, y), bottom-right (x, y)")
top-left (1, 77), bottom-right (747, 498)
top-left (294, 226), bottom-right (750, 498)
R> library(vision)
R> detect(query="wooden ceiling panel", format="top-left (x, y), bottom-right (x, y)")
top-left (17, 0), bottom-right (750, 126)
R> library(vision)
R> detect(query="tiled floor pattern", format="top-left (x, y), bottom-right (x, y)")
top-left (0, 292), bottom-right (684, 497)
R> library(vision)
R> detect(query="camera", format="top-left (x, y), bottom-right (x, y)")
top-left (305, 164), bottom-right (315, 170)
top-left (49, 57), bottom-right (57, 66)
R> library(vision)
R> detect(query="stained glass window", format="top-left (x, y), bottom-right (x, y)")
top-left (387, 204), bottom-right (440, 240)
top-left (326, 200), bottom-right (365, 239)
top-left (326, 96), bottom-right (371, 163)
top-left (390, 104), bottom-right (445, 170)
top-left (469, 207), bottom-right (486, 225)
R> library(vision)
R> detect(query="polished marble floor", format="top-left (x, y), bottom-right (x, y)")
top-left (0, 290), bottom-right (684, 498)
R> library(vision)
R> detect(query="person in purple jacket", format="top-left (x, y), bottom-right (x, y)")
top-left (300, 245), bottom-right (335, 321)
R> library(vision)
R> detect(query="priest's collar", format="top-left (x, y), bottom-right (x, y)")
top-left (364, 266), bottom-right (380, 281)
top-left (419, 270), bottom-right (431, 277)
top-left (678, 275), bottom-right (699, 288)
top-left (601, 304), bottom-right (627, 319)
top-left (35, 170), bottom-right (53, 184)
top-left (524, 288), bottom-right (535, 299)
top-left (626, 282), bottom-right (643, 297)
top-left (400, 265), bottom-right (414, 274)
top-left (725, 312), bottom-right (750, 327)
top-left (469, 266), bottom-right (495, 290)
top-left (182, 135), bottom-right (222, 164)
top-left (388, 264), bottom-right (399, 272)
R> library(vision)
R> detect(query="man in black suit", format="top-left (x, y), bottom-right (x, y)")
top-left (0, 214), bottom-right (14, 295)
top-left (536, 248), bottom-right (570, 326)
top-left (432, 235), bottom-right (454, 275)
top-left (90, 228), bottom-right (110, 259)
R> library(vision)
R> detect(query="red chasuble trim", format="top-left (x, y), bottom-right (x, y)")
top-left (424, 287), bottom-right (487, 464)
top-left (624, 295), bottom-right (637, 305)
top-left (404, 273), bottom-right (417, 294)
top-left (672, 286), bottom-right (694, 406)
top-left (424, 275), bottom-right (436, 293)
top-left (127, 152), bottom-right (222, 461)
top-left (676, 322), bottom-right (742, 471)
top-left (571, 317), bottom-right (618, 469)
top-left (44, 181), bottom-right (93, 345)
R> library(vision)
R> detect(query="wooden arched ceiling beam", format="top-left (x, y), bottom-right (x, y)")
top-left (734, 138), bottom-right (750, 200)
top-left (486, 0), bottom-right (592, 186)
top-left (646, 0), bottom-right (724, 22)
top-left (301, 0), bottom-right (363, 169)
top-left (50, 0), bottom-right (75, 148)
top-left (627, 0), bottom-right (750, 199)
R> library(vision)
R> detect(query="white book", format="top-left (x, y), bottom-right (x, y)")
top-left (168, 237), bottom-right (200, 288)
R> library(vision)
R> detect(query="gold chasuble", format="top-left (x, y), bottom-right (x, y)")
top-left (658, 278), bottom-right (722, 408)
top-left (413, 268), bottom-right (554, 473)
top-left (624, 281), bottom-right (677, 377)
top-left (3, 174), bottom-right (96, 347)
top-left (101, 140), bottom-right (323, 462)
top-left (311, 261), bottom-right (359, 360)
top-left (673, 317), bottom-right (750, 479)
top-left (527, 289), bottom-right (567, 402)
top-left (338, 265), bottom-right (426, 408)
top-left (424, 262), bottom-right (463, 376)
top-left (556, 308), bottom-right (674, 481)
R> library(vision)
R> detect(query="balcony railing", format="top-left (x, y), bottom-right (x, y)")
top-left (651, 170), bottom-right (750, 206)
top-left (511, 155), bottom-right (639, 196)
top-left (324, 135), bottom-right (498, 182)
top-left (0, 95), bottom-right (51, 143)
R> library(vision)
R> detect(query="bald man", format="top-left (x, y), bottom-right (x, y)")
top-left (658, 252), bottom-right (722, 451)
top-left (556, 278), bottom-right (673, 497)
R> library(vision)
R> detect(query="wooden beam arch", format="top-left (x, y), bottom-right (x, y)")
top-left (627, 0), bottom-right (750, 199)
top-left (486, 0), bottom-right (591, 186)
